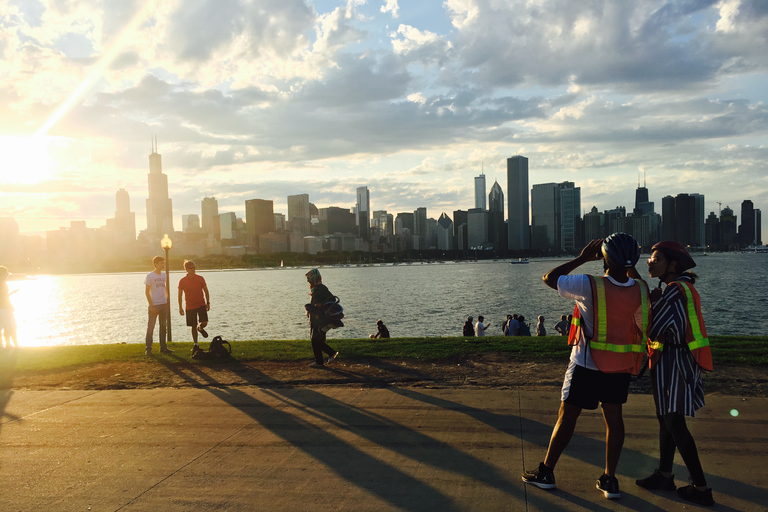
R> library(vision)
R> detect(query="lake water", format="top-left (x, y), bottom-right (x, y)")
top-left (6, 253), bottom-right (767, 347)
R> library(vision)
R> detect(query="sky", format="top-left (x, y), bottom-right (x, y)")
top-left (1, 0), bottom-right (767, 242)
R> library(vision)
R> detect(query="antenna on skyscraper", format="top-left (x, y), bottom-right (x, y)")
top-left (644, 169), bottom-right (647, 187)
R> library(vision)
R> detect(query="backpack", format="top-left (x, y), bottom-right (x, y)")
top-left (305, 296), bottom-right (345, 330)
top-left (192, 336), bottom-right (232, 360)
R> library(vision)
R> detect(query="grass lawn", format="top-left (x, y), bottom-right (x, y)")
top-left (1, 335), bottom-right (766, 374)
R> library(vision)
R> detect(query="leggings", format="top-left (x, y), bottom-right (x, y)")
top-left (657, 412), bottom-right (707, 487)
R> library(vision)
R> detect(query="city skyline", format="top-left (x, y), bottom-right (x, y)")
top-left (1, 1), bottom-right (767, 243)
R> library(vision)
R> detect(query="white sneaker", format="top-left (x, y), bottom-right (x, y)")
top-left (327, 352), bottom-right (339, 364)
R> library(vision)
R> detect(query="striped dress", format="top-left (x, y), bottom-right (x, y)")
top-left (648, 276), bottom-right (706, 417)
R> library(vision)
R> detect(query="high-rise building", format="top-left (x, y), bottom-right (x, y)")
top-left (531, 183), bottom-right (558, 251)
top-left (452, 210), bottom-right (468, 252)
top-left (756, 209), bottom-right (762, 246)
top-left (507, 156), bottom-right (530, 251)
top-left (356, 186), bottom-right (370, 240)
top-left (584, 206), bottom-right (604, 241)
top-left (182, 214), bottom-right (201, 233)
top-left (474, 173), bottom-right (486, 211)
top-left (467, 208), bottom-right (489, 249)
top-left (739, 200), bottom-right (756, 247)
top-left (145, 138), bottom-right (174, 236)
top-left (219, 212), bottom-right (238, 240)
top-left (530, 181), bottom-right (580, 252)
top-left (106, 188), bottom-right (136, 242)
top-left (559, 182), bottom-right (581, 252)
top-left (690, 193), bottom-right (705, 248)
top-left (720, 206), bottom-right (738, 249)
top-left (414, 207), bottom-right (428, 249)
top-left (245, 199), bottom-right (274, 237)
top-left (287, 194), bottom-right (311, 235)
top-left (274, 213), bottom-right (286, 231)
top-left (317, 207), bottom-right (355, 235)
top-left (488, 180), bottom-right (505, 249)
top-left (437, 213), bottom-right (454, 251)
top-left (705, 212), bottom-right (720, 250)
top-left (661, 193), bottom-right (705, 248)
top-left (201, 196), bottom-right (220, 240)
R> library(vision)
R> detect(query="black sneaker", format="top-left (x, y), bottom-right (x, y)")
top-left (636, 469), bottom-right (676, 491)
top-left (198, 325), bottom-right (208, 338)
top-left (596, 474), bottom-right (621, 499)
top-left (522, 462), bottom-right (556, 489)
top-left (677, 485), bottom-right (715, 506)
top-left (160, 348), bottom-right (174, 354)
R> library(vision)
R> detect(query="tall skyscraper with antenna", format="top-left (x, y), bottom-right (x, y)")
top-left (145, 137), bottom-right (174, 236)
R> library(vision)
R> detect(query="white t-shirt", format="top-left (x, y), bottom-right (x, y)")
top-left (144, 271), bottom-right (167, 306)
top-left (557, 274), bottom-right (636, 370)
top-left (475, 321), bottom-right (488, 336)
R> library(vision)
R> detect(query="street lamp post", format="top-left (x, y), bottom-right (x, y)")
top-left (161, 234), bottom-right (173, 343)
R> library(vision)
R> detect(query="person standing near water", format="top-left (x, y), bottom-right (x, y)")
top-left (144, 256), bottom-right (171, 355)
top-left (633, 241), bottom-right (715, 507)
top-left (0, 266), bottom-right (18, 348)
top-left (178, 260), bottom-right (210, 351)
top-left (304, 269), bottom-right (339, 368)
top-left (522, 234), bottom-right (650, 500)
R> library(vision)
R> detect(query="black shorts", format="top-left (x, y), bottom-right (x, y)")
top-left (561, 362), bottom-right (631, 410)
top-left (185, 306), bottom-right (208, 327)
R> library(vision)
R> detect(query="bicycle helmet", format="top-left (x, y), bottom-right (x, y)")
top-left (651, 241), bottom-right (696, 271)
top-left (601, 232), bottom-right (640, 268)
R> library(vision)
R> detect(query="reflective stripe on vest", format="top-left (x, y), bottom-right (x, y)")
top-left (675, 280), bottom-right (711, 352)
top-left (588, 277), bottom-right (649, 355)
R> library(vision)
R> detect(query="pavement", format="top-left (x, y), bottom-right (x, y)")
top-left (1, 385), bottom-right (766, 512)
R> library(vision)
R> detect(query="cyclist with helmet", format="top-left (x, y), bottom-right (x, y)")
top-left (522, 234), bottom-right (650, 500)
top-left (304, 268), bottom-right (339, 368)
top-left (634, 242), bottom-right (715, 506)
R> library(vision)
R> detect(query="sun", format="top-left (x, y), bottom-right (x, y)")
top-left (0, 135), bottom-right (55, 185)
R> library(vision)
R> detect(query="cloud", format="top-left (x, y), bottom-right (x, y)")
top-left (380, 0), bottom-right (399, 18)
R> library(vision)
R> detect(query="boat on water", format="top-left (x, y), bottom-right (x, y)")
top-left (510, 258), bottom-right (530, 264)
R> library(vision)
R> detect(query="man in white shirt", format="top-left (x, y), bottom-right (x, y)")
top-left (475, 316), bottom-right (490, 336)
top-left (144, 256), bottom-right (171, 355)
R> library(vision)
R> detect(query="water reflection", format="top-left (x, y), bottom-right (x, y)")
top-left (7, 253), bottom-right (765, 347)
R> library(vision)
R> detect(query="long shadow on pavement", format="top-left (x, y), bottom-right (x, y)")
top-left (387, 387), bottom-right (766, 511)
top-left (155, 356), bottom-right (518, 512)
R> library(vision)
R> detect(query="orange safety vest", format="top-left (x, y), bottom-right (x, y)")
top-left (567, 276), bottom-right (650, 375)
top-left (648, 280), bottom-right (713, 371)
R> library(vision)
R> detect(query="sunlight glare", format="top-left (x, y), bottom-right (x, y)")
top-left (0, 135), bottom-right (54, 185)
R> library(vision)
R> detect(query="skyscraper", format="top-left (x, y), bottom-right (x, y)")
top-left (474, 173), bottom-right (486, 211)
top-left (531, 183), bottom-right (558, 251)
top-left (488, 180), bottom-right (506, 248)
top-left (414, 207), bottom-right (428, 249)
top-left (106, 188), bottom-right (136, 242)
top-left (201, 196), bottom-right (220, 240)
top-left (287, 194), bottom-right (311, 235)
top-left (559, 182), bottom-right (581, 252)
top-left (739, 200), bottom-right (756, 246)
top-left (145, 138), bottom-right (174, 236)
top-left (356, 186), bottom-right (370, 240)
top-left (437, 213), bottom-right (454, 250)
top-left (507, 155), bottom-right (530, 251)
top-left (245, 199), bottom-right (274, 237)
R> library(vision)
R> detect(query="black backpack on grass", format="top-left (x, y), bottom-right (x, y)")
top-left (192, 336), bottom-right (232, 360)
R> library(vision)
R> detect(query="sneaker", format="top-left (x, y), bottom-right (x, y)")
top-left (327, 351), bottom-right (339, 364)
top-left (145, 348), bottom-right (152, 356)
top-left (636, 469), bottom-right (676, 491)
top-left (677, 485), bottom-right (715, 506)
top-left (309, 362), bottom-right (326, 368)
top-left (160, 348), bottom-right (174, 354)
top-left (522, 462), bottom-right (556, 489)
top-left (596, 474), bottom-right (621, 499)
top-left (198, 325), bottom-right (208, 338)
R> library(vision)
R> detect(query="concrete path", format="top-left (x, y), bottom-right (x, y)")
top-left (1, 387), bottom-right (765, 511)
